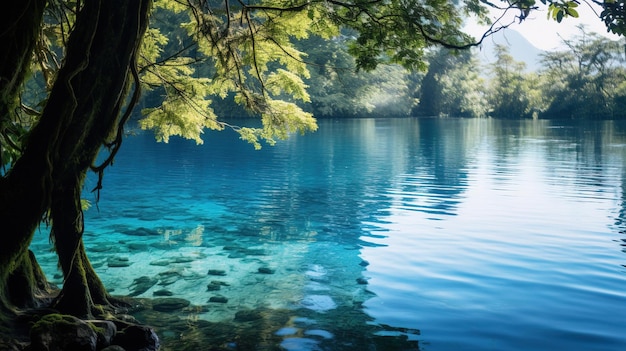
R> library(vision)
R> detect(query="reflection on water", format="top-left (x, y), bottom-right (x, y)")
top-left (31, 118), bottom-right (626, 350)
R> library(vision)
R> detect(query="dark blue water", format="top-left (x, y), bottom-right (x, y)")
top-left (33, 118), bottom-right (626, 350)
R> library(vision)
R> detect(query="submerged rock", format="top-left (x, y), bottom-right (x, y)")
top-left (206, 282), bottom-right (221, 291)
top-left (227, 252), bottom-right (246, 259)
top-left (257, 267), bottom-right (275, 274)
top-left (170, 256), bottom-right (195, 263)
top-left (127, 242), bottom-right (149, 251)
top-left (207, 269), bottom-right (226, 276)
top-left (128, 276), bottom-right (158, 297)
top-left (149, 259), bottom-right (173, 266)
top-left (208, 296), bottom-right (228, 303)
top-left (157, 268), bottom-right (183, 286)
top-left (241, 248), bottom-right (266, 256)
top-left (152, 298), bottom-right (191, 312)
top-left (153, 289), bottom-right (174, 297)
top-left (234, 309), bottom-right (263, 322)
top-left (159, 268), bottom-right (184, 277)
top-left (89, 244), bottom-right (114, 253)
top-left (157, 276), bottom-right (178, 286)
top-left (207, 280), bottom-right (229, 292)
top-left (356, 277), bottom-right (369, 285)
top-left (222, 245), bottom-right (243, 251)
top-left (107, 257), bottom-right (131, 268)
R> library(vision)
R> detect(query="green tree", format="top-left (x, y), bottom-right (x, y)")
top-left (414, 49), bottom-right (451, 117)
top-left (415, 48), bottom-right (488, 117)
top-left (487, 45), bottom-right (545, 119)
top-left (540, 27), bottom-right (626, 119)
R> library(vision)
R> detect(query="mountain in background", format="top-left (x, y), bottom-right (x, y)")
top-left (473, 29), bottom-right (545, 72)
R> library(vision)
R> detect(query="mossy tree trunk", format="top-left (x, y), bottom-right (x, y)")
top-left (0, 0), bottom-right (50, 326)
top-left (0, 0), bottom-right (151, 331)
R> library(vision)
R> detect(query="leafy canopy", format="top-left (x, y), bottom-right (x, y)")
top-left (135, 0), bottom-right (493, 148)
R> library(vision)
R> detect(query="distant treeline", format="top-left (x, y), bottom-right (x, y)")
top-left (288, 27), bottom-right (625, 120)
top-left (30, 22), bottom-right (621, 121)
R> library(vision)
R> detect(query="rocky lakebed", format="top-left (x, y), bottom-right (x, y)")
top-left (29, 221), bottom-right (419, 350)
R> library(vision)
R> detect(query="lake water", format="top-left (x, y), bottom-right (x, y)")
top-left (32, 118), bottom-right (626, 350)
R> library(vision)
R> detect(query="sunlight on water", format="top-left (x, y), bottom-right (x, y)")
top-left (31, 118), bottom-right (626, 350)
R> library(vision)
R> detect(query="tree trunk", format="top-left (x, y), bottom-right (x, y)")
top-left (0, 0), bottom-right (48, 329)
top-left (45, 0), bottom-right (151, 316)
top-left (0, 0), bottom-right (48, 272)
top-left (1, 0), bottom-right (151, 331)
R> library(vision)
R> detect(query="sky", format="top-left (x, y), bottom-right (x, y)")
top-left (463, 1), bottom-right (622, 51)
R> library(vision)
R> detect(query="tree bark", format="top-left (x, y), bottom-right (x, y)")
top-left (1, 0), bottom-right (151, 327)
top-left (0, 0), bottom-right (48, 323)
top-left (43, 0), bottom-right (151, 316)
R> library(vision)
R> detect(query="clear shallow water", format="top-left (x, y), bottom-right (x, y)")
top-left (32, 118), bottom-right (626, 350)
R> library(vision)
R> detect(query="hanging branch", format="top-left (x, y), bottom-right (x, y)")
top-left (89, 50), bottom-right (141, 201)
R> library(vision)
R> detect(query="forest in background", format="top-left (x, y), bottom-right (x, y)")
top-left (123, 25), bottom-right (625, 120)
top-left (301, 27), bottom-right (626, 120)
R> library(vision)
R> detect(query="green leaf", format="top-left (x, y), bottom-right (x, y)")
top-left (556, 10), bottom-right (564, 23)
top-left (566, 8), bottom-right (579, 18)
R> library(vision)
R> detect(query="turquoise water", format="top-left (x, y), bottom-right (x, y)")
top-left (32, 118), bottom-right (626, 350)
